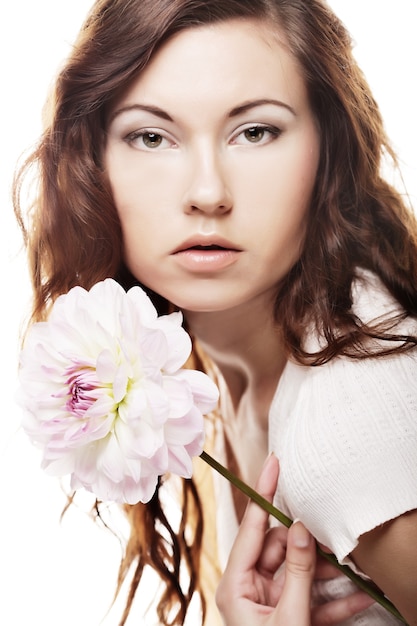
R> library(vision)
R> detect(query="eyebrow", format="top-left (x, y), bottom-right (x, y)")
top-left (228, 98), bottom-right (296, 117)
top-left (109, 104), bottom-right (174, 124)
top-left (109, 97), bottom-right (295, 125)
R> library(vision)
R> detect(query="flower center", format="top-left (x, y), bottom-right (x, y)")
top-left (66, 366), bottom-right (101, 417)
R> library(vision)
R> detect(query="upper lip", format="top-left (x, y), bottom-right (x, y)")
top-left (171, 236), bottom-right (242, 254)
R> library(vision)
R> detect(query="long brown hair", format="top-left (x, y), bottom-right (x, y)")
top-left (13, 0), bottom-right (417, 624)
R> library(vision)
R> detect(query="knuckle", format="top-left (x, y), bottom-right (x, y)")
top-left (287, 560), bottom-right (315, 578)
top-left (311, 606), bottom-right (335, 626)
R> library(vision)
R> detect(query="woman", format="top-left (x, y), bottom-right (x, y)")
top-left (14, 0), bottom-right (417, 624)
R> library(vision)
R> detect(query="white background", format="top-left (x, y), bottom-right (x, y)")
top-left (1, 2), bottom-right (416, 625)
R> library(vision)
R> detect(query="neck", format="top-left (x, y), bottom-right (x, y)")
top-left (185, 298), bottom-right (287, 502)
top-left (184, 298), bottom-right (287, 427)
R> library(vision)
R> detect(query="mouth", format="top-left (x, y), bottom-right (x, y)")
top-left (187, 244), bottom-right (230, 251)
top-left (172, 238), bottom-right (242, 254)
top-left (171, 238), bottom-right (242, 272)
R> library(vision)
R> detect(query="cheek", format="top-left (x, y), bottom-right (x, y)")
top-left (241, 151), bottom-right (317, 224)
top-left (109, 170), bottom-right (148, 217)
top-left (248, 148), bottom-right (318, 258)
top-left (107, 167), bottom-right (164, 235)
top-left (275, 139), bottom-right (319, 231)
top-left (121, 227), bottom-right (162, 289)
top-left (106, 147), bottom-right (163, 207)
top-left (119, 209), bottom-right (164, 278)
top-left (237, 130), bottom-right (319, 201)
top-left (105, 175), bottom-right (156, 270)
top-left (109, 160), bottom-right (185, 232)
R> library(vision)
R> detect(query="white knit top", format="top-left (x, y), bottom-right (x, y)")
top-left (213, 270), bottom-right (417, 625)
top-left (269, 270), bottom-right (417, 624)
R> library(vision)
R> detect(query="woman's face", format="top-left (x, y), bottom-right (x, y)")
top-left (105, 19), bottom-right (320, 313)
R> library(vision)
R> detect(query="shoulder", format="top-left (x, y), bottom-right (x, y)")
top-left (274, 268), bottom-right (417, 443)
top-left (350, 268), bottom-right (411, 326)
top-left (281, 326), bottom-right (417, 427)
top-left (271, 347), bottom-right (417, 561)
top-left (351, 268), bottom-right (398, 317)
top-left (270, 274), bottom-right (417, 561)
top-left (303, 268), bottom-right (417, 355)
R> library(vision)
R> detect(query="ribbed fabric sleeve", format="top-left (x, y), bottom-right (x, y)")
top-left (270, 350), bottom-right (417, 562)
top-left (268, 271), bottom-right (416, 624)
top-left (269, 270), bottom-right (417, 566)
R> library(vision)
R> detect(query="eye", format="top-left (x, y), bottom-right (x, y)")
top-left (124, 130), bottom-right (175, 150)
top-left (232, 124), bottom-right (281, 146)
top-left (244, 127), bottom-right (267, 143)
top-left (141, 132), bottom-right (164, 148)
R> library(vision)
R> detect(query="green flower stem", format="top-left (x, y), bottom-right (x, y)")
top-left (200, 450), bottom-right (407, 624)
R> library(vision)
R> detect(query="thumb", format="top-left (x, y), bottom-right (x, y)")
top-left (273, 521), bottom-right (315, 624)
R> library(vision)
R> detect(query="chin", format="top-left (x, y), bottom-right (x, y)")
top-left (152, 283), bottom-right (250, 315)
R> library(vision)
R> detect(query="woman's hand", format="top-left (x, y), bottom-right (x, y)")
top-left (216, 453), bottom-right (314, 625)
top-left (216, 454), bottom-right (375, 626)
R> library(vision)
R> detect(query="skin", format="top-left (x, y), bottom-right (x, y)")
top-left (351, 512), bottom-right (417, 625)
top-left (216, 455), bottom-right (317, 626)
top-left (105, 20), bottom-right (319, 317)
top-left (217, 455), bottom-right (375, 626)
top-left (105, 17), bottom-right (417, 625)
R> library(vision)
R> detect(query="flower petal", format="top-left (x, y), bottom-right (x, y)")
top-left (18, 278), bottom-right (220, 504)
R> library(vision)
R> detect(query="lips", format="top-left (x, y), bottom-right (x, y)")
top-left (172, 236), bottom-right (241, 254)
top-left (171, 236), bottom-right (242, 272)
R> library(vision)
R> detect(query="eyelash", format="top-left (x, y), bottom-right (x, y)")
top-left (232, 124), bottom-right (282, 145)
top-left (124, 129), bottom-right (174, 150)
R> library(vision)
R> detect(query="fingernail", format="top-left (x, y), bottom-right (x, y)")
top-left (261, 451), bottom-right (274, 469)
top-left (292, 521), bottom-right (311, 548)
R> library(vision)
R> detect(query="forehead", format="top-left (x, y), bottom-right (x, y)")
top-left (110, 18), bottom-right (308, 118)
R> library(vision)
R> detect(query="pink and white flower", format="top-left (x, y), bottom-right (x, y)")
top-left (18, 279), bottom-right (219, 504)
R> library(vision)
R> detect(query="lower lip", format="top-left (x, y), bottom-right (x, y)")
top-left (172, 249), bottom-right (240, 272)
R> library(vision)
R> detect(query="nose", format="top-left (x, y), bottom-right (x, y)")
top-left (182, 146), bottom-right (233, 215)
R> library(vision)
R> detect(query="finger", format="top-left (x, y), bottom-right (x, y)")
top-left (272, 521), bottom-right (316, 622)
top-left (315, 557), bottom-right (346, 580)
top-left (312, 592), bottom-right (375, 625)
top-left (315, 548), bottom-right (349, 580)
top-left (256, 526), bottom-right (287, 577)
top-left (225, 453), bottom-right (279, 574)
top-left (317, 542), bottom-right (332, 553)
